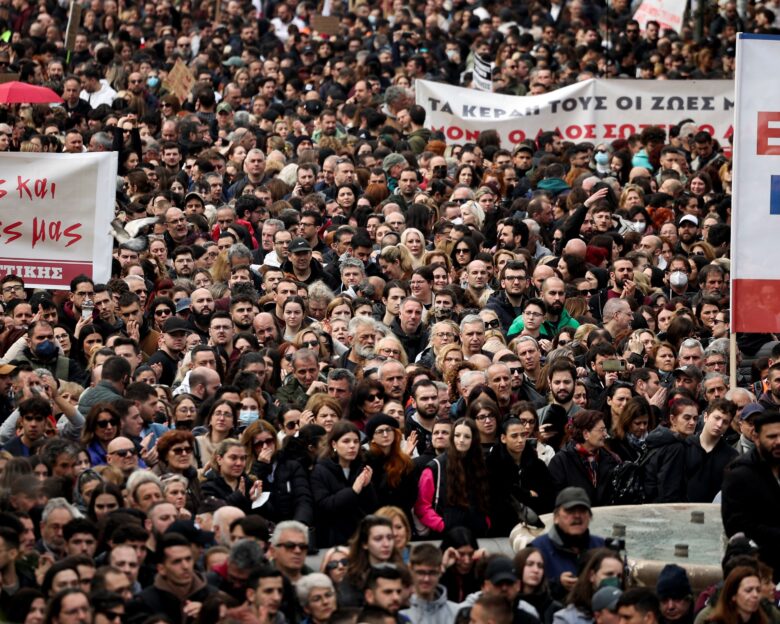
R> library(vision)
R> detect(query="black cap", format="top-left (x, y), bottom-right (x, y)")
top-left (162, 317), bottom-right (193, 334)
top-left (672, 365), bottom-right (703, 381)
top-left (555, 486), bottom-right (592, 511)
top-left (166, 520), bottom-right (215, 546)
top-left (289, 237), bottom-right (313, 253)
top-left (485, 556), bottom-right (517, 585)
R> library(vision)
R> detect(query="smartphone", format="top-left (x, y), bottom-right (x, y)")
top-left (602, 360), bottom-right (626, 372)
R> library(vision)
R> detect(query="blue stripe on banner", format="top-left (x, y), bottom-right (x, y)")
top-left (738, 33), bottom-right (780, 41)
top-left (771, 175), bottom-right (780, 215)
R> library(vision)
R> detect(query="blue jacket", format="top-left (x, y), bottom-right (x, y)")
top-left (531, 526), bottom-right (605, 600)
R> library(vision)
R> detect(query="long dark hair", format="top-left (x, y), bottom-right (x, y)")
top-left (446, 417), bottom-right (488, 513)
top-left (514, 546), bottom-right (550, 595)
top-left (566, 548), bottom-right (623, 613)
top-left (345, 515), bottom-right (403, 586)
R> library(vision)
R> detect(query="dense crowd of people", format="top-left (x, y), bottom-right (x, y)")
top-left (0, 0), bottom-right (778, 623)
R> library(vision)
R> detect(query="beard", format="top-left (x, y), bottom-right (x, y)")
top-left (553, 388), bottom-right (574, 405)
top-left (191, 309), bottom-right (212, 326)
top-left (354, 344), bottom-right (375, 359)
top-left (548, 300), bottom-right (563, 315)
top-left (758, 440), bottom-right (780, 466)
top-left (234, 320), bottom-right (252, 331)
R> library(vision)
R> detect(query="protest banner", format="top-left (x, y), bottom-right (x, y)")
top-left (473, 54), bottom-right (493, 92)
top-left (0, 152), bottom-right (116, 289)
top-left (64, 1), bottom-right (83, 52)
top-left (164, 59), bottom-right (195, 104)
top-left (415, 78), bottom-right (734, 147)
top-left (633, 0), bottom-right (687, 34)
top-left (731, 34), bottom-right (780, 332)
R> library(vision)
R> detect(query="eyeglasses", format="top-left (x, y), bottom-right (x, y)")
top-left (476, 413), bottom-right (496, 421)
top-left (110, 448), bottom-right (138, 458)
top-left (278, 541), bottom-right (307, 551)
top-left (284, 354), bottom-right (294, 362)
top-left (368, 393), bottom-right (383, 401)
top-left (301, 340), bottom-right (319, 349)
top-left (374, 426), bottom-right (395, 436)
top-left (524, 310), bottom-right (544, 318)
top-left (170, 446), bottom-right (193, 456)
top-left (325, 558), bottom-right (349, 570)
top-left (96, 419), bottom-right (119, 428)
top-left (1, 285), bottom-right (23, 294)
top-left (434, 332), bottom-right (456, 339)
top-left (284, 420), bottom-right (300, 430)
top-left (518, 418), bottom-right (536, 426)
top-left (455, 248), bottom-right (470, 254)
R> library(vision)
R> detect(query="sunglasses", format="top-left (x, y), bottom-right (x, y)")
top-left (326, 558), bottom-right (349, 570)
top-left (170, 446), bottom-right (192, 456)
top-left (284, 420), bottom-right (300, 431)
top-left (97, 419), bottom-right (119, 429)
top-left (155, 308), bottom-right (173, 316)
top-left (301, 340), bottom-right (319, 349)
top-left (485, 319), bottom-right (500, 329)
top-left (279, 541), bottom-right (307, 552)
top-left (254, 438), bottom-right (275, 449)
top-left (110, 448), bottom-right (138, 458)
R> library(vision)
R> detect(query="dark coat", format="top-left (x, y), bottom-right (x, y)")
top-left (722, 448), bottom-right (780, 582)
top-left (250, 453), bottom-right (314, 525)
top-left (684, 435), bottom-right (738, 503)
top-left (200, 470), bottom-right (253, 512)
top-left (486, 444), bottom-right (555, 536)
top-left (126, 576), bottom-right (217, 624)
top-left (606, 436), bottom-right (642, 463)
top-left (366, 450), bottom-right (418, 515)
top-left (389, 317), bottom-right (430, 362)
top-left (310, 456), bottom-right (379, 547)
top-left (485, 290), bottom-right (524, 335)
top-left (643, 427), bottom-right (688, 503)
top-left (547, 441), bottom-right (619, 507)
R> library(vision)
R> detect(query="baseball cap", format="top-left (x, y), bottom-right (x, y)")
top-left (678, 215), bottom-right (699, 227)
top-left (513, 143), bottom-right (534, 155)
top-left (175, 298), bottom-right (191, 314)
top-left (162, 317), bottom-right (193, 334)
top-left (485, 556), bottom-right (517, 585)
top-left (0, 363), bottom-right (16, 375)
top-left (739, 402), bottom-right (765, 421)
top-left (672, 365), bottom-right (703, 381)
top-left (592, 586), bottom-right (622, 612)
top-left (216, 102), bottom-right (233, 115)
top-left (289, 238), bottom-right (313, 253)
top-left (555, 486), bottom-right (592, 511)
top-left (222, 56), bottom-right (245, 68)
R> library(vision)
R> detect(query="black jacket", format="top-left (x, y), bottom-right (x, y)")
top-left (126, 575), bottom-right (217, 624)
top-left (486, 444), bottom-right (555, 536)
top-left (684, 435), bottom-right (738, 503)
top-left (606, 436), bottom-right (643, 463)
top-left (250, 453), bottom-right (314, 525)
top-left (643, 427), bottom-right (687, 503)
top-left (485, 290), bottom-right (524, 335)
top-left (200, 470), bottom-right (253, 512)
top-left (310, 456), bottom-right (379, 547)
top-left (547, 441), bottom-right (619, 507)
top-left (366, 450), bottom-right (418, 515)
top-left (389, 317), bottom-right (430, 362)
top-left (722, 448), bottom-right (780, 581)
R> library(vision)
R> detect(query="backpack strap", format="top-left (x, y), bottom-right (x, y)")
top-left (431, 457), bottom-right (442, 513)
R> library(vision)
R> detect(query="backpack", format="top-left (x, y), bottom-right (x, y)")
top-left (412, 457), bottom-right (443, 538)
top-left (609, 445), bottom-right (655, 505)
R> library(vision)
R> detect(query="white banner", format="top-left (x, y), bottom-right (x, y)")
top-left (731, 34), bottom-right (780, 332)
top-left (415, 78), bottom-right (734, 147)
top-left (633, 0), bottom-right (687, 34)
top-left (473, 54), bottom-right (493, 92)
top-left (0, 152), bottom-right (116, 289)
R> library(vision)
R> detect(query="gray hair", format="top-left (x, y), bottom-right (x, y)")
top-left (234, 110), bottom-right (251, 128)
top-left (459, 314), bottom-right (484, 333)
top-left (340, 257), bottom-right (365, 276)
top-left (327, 368), bottom-right (356, 389)
top-left (726, 387), bottom-right (755, 402)
top-left (271, 520), bottom-right (308, 546)
top-left (703, 372), bottom-right (729, 386)
top-left (91, 131), bottom-right (113, 150)
top-left (227, 243), bottom-right (252, 263)
top-left (291, 349), bottom-right (318, 368)
top-left (42, 497), bottom-right (81, 524)
top-left (263, 218), bottom-right (285, 231)
top-left (126, 471), bottom-right (162, 501)
top-left (229, 538), bottom-right (266, 571)
top-left (308, 280), bottom-right (335, 302)
top-left (514, 335), bottom-right (540, 351)
top-left (460, 370), bottom-right (487, 387)
top-left (705, 338), bottom-right (730, 357)
top-left (679, 338), bottom-right (704, 358)
top-left (349, 316), bottom-right (377, 335)
top-left (603, 298), bottom-right (630, 321)
top-left (296, 573), bottom-right (335, 606)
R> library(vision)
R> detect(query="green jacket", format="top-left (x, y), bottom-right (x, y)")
top-left (507, 309), bottom-right (580, 339)
top-left (275, 373), bottom-right (327, 409)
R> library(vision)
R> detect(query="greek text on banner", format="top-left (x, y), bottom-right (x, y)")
top-left (0, 152), bottom-right (116, 289)
top-left (415, 78), bottom-right (734, 146)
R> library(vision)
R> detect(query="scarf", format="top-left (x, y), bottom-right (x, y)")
top-left (575, 443), bottom-right (599, 487)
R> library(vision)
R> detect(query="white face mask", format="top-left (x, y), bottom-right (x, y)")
top-left (239, 409), bottom-right (260, 426)
top-left (670, 271), bottom-right (688, 288)
top-left (658, 257), bottom-right (668, 271)
top-left (632, 221), bottom-right (647, 234)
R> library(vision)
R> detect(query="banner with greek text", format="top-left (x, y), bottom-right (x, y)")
top-left (415, 78), bottom-right (734, 147)
top-left (0, 152), bottom-right (116, 289)
top-left (633, 0), bottom-right (687, 34)
top-left (731, 34), bottom-right (780, 332)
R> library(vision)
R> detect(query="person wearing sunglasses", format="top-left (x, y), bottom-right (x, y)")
top-left (155, 429), bottom-right (202, 514)
top-left (106, 436), bottom-right (140, 479)
top-left (81, 403), bottom-right (122, 466)
top-left (240, 419), bottom-right (314, 527)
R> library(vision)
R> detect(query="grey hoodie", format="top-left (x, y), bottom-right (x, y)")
top-left (401, 585), bottom-right (459, 624)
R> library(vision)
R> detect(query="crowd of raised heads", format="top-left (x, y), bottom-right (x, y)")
top-left (0, 0), bottom-right (777, 623)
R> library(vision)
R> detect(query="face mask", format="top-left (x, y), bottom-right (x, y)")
top-left (147, 76), bottom-right (160, 88)
top-left (594, 151), bottom-right (609, 165)
top-left (433, 166), bottom-right (447, 178)
top-left (632, 221), bottom-right (646, 234)
top-left (239, 409), bottom-right (260, 426)
top-left (670, 271), bottom-right (688, 288)
top-left (154, 410), bottom-right (168, 424)
top-left (434, 307), bottom-right (453, 320)
top-left (34, 340), bottom-right (57, 359)
top-left (446, 49), bottom-right (458, 61)
top-left (598, 576), bottom-right (622, 589)
top-left (368, 15), bottom-right (377, 24)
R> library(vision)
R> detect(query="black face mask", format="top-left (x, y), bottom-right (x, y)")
top-left (433, 166), bottom-right (447, 178)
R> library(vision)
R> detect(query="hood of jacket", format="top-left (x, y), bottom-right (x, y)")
top-left (645, 425), bottom-right (684, 450)
top-left (537, 177), bottom-right (570, 195)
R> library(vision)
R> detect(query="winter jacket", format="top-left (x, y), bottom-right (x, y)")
top-left (366, 450), bottom-right (418, 514)
top-left (126, 573), bottom-right (217, 624)
top-left (486, 444), bottom-right (555, 536)
top-left (310, 456), bottom-right (379, 547)
top-left (552, 604), bottom-right (592, 624)
top-left (722, 448), bottom-right (780, 581)
top-left (507, 309), bottom-right (580, 339)
top-left (401, 585), bottom-right (460, 624)
top-left (200, 469), bottom-right (253, 512)
top-left (684, 435), bottom-right (738, 503)
top-left (530, 526), bottom-right (605, 600)
top-left (547, 442), bottom-right (619, 507)
top-left (250, 454), bottom-right (314, 525)
top-left (15, 346), bottom-right (88, 385)
top-left (390, 317), bottom-right (430, 362)
top-left (485, 290), bottom-right (525, 335)
top-left (643, 427), bottom-right (688, 503)
top-left (276, 373), bottom-right (325, 409)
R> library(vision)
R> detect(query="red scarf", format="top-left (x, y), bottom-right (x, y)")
top-left (575, 443), bottom-right (599, 487)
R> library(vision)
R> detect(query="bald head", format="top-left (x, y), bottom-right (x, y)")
top-left (563, 238), bottom-right (587, 258)
top-left (107, 436), bottom-right (135, 454)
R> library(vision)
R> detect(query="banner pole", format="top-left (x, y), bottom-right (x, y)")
top-left (729, 333), bottom-right (737, 391)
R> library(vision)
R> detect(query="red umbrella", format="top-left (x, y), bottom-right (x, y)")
top-left (0, 81), bottom-right (63, 104)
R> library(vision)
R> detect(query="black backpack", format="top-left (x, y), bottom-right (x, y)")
top-left (609, 445), bottom-right (656, 505)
